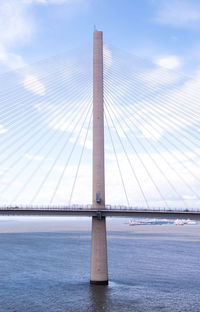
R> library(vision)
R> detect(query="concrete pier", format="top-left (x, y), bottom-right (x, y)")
top-left (90, 216), bottom-right (108, 284)
top-left (90, 30), bottom-right (108, 285)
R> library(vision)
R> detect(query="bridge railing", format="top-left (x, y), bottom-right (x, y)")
top-left (0, 205), bottom-right (200, 213)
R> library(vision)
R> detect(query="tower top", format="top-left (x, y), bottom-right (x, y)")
top-left (93, 30), bottom-right (103, 40)
top-left (93, 26), bottom-right (102, 33)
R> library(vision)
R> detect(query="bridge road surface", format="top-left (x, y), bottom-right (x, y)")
top-left (0, 207), bottom-right (200, 220)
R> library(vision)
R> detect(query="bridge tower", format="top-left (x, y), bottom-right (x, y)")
top-left (90, 30), bottom-right (108, 285)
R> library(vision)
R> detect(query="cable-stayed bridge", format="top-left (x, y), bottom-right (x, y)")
top-left (0, 37), bottom-right (199, 210)
top-left (0, 31), bottom-right (200, 284)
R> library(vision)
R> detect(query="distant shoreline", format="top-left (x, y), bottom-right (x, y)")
top-left (0, 218), bottom-right (200, 240)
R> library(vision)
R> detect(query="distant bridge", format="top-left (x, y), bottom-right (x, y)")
top-left (1, 206), bottom-right (200, 220)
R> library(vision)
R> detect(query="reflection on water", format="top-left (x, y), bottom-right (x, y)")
top-left (90, 285), bottom-right (109, 312)
top-left (0, 230), bottom-right (200, 312)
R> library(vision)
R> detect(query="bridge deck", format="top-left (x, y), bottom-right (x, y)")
top-left (0, 207), bottom-right (200, 220)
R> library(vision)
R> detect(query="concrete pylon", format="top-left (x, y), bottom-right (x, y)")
top-left (90, 30), bottom-right (108, 285)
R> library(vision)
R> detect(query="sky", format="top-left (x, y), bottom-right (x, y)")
top-left (1, 0), bottom-right (200, 74)
top-left (0, 0), bottom-right (200, 208)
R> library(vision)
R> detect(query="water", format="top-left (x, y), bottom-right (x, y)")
top-left (0, 228), bottom-right (200, 311)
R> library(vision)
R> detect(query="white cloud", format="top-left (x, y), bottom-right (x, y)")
top-left (34, 102), bottom-right (51, 112)
top-left (1, 133), bottom-right (199, 207)
top-left (182, 195), bottom-right (197, 200)
top-left (131, 78), bottom-right (200, 141)
top-left (155, 0), bottom-right (200, 27)
top-left (139, 123), bottom-right (164, 141)
top-left (103, 45), bottom-right (112, 70)
top-left (47, 98), bottom-right (91, 131)
top-left (23, 75), bottom-right (46, 95)
top-left (0, 124), bottom-right (8, 134)
top-left (104, 148), bottom-right (200, 207)
top-left (0, 168), bottom-right (9, 176)
top-left (0, 45), bottom-right (27, 71)
top-left (78, 137), bottom-right (92, 150)
top-left (121, 64), bottom-right (200, 140)
top-left (104, 57), bottom-right (200, 207)
top-left (0, 1), bottom-right (33, 71)
top-left (156, 56), bottom-right (181, 70)
top-left (25, 153), bottom-right (44, 161)
top-left (49, 116), bottom-right (76, 132)
top-left (138, 67), bottom-right (181, 88)
top-left (0, 0), bottom-right (84, 72)
top-left (0, 1), bottom-right (34, 48)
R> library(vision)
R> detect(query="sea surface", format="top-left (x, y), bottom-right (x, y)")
top-left (0, 224), bottom-right (200, 312)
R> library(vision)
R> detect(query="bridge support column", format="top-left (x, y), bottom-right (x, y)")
top-left (90, 30), bottom-right (108, 285)
top-left (90, 216), bottom-right (108, 285)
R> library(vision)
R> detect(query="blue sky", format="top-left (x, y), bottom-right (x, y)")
top-left (1, 0), bottom-right (200, 73)
top-left (0, 0), bottom-right (200, 208)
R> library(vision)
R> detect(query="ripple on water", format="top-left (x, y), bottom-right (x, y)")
top-left (0, 231), bottom-right (200, 312)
